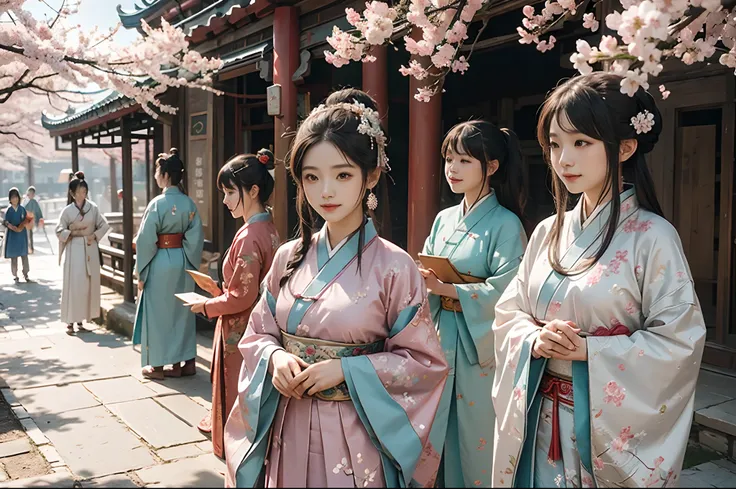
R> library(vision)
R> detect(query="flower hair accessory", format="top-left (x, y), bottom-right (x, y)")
top-left (258, 154), bottom-right (270, 164)
top-left (630, 110), bottom-right (655, 135)
top-left (310, 100), bottom-right (390, 172)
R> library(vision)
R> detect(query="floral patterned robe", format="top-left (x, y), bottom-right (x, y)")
top-left (492, 186), bottom-right (706, 488)
top-left (202, 212), bottom-right (279, 459)
top-left (224, 219), bottom-right (449, 487)
top-left (423, 192), bottom-right (526, 487)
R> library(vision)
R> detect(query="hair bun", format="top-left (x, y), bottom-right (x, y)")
top-left (256, 149), bottom-right (275, 170)
top-left (74, 171), bottom-right (85, 180)
top-left (169, 148), bottom-right (179, 156)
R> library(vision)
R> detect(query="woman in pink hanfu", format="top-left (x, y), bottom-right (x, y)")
top-left (224, 88), bottom-right (449, 487)
top-left (189, 150), bottom-right (280, 459)
top-left (492, 73), bottom-right (706, 488)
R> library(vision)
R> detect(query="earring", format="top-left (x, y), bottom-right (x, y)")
top-left (366, 189), bottom-right (378, 211)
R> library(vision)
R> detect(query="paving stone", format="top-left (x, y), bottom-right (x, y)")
top-left (0, 470), bottom-right (7, 482)
top-left (0, 438), bottom-right (31, 457)
top-left (695, 400), bottom-right (736, 437)
top-left (695, 389), bottom-right (734, 411)
top-left (37, 445), bottom-right (61, 464)
top-left (107, 398), bottom-right (206, 449)
top-left (696, 371), bottom-right (736, 401)
top-left (20, 418), bottom-right (49, 446)
top-left (8, 330), bottom-right (30, 340)
top-left (0, 388), bottom-right (20, 407)
top-left (678, 472), bottom-right (717, 488)
top-left (688, 462), bottom-right (736, 487)
top-left (0, 471), bottom-right (75, 488)
top-left (699, 429), bottom-right (729, 454)
top-left (712, 458), bottom-right (736, 473)
top-left (35, 405), bottom-right (155, 478)
top-left (154, 394), bottom-right (209, 428)
top-left (14, 383), bottom-right (100, 416)
top-left (157, 443), bottom-right (204, 461)
top-left (81, 474), bottom-right (140, 488)
top-left (135, 453), bottom-right (224, 487)
top-left (195, 441), bottom-right (213, 453)
top-left (3, 325), bottom-right (23, 332)
top-left (83, 376), bottom-right (157, 405)
top-left (12, 406), bottom-right (30, 419)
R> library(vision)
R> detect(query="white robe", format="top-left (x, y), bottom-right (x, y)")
top-left (56, 201), bottom-right (109, 324)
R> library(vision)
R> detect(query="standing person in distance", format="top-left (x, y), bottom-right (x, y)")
top-left (56, 172), bottom-right (110, 335)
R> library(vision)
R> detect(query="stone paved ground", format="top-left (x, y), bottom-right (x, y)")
top-left (0, 228), bottom-right (735, 487)
top-left (0, 236), bottom-right (223, 487)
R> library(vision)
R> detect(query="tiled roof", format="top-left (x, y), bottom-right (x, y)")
top-left (117, 0), bottom-right (171, 29)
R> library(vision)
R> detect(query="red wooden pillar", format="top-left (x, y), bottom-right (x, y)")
top-left (272, 6), bottom-right (299, 241)
top-left (407, 41), bottom-right (442, 257)
top-left (362, 45), bottom-right (388, 125)
top-left (362, 45), bottom-right (392, 239)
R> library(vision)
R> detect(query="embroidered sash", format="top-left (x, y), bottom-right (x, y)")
top-left (280, 331), bottom-right (384, 401)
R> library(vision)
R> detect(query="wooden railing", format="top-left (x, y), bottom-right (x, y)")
top-left (99, 232), bottom-right (137, 297)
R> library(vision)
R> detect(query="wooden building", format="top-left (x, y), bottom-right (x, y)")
top-left (43, 0), bottom-right (736, 370)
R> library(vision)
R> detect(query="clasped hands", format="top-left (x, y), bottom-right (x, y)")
top-left (532, 319), bottom-right (588, 361)
top-left (268, 349), bottom-right (345, 400)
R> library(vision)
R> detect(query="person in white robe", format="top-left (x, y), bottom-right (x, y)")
top-left (56, 172), bottom-right (110, 335)
top-left (492, 73), bottom-right (706, 488)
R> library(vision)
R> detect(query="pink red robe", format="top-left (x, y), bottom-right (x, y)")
top-left (202, 212), bottom-right (279, 459)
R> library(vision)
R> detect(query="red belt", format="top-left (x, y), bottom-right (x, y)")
top-left (540, 373), bottom-right (574, 462)
top-left (157, 233), bottom-right (184, 249)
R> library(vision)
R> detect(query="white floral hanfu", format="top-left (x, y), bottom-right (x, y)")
top-left (492, 185), bottom-right (706, 488)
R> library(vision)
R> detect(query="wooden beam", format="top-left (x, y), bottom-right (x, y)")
top-left (716, 74), bottom-right (735, 345)
top-left (109, 156), bottom-right (119, 213)
top-left (121, 118), bottom-right (135, 303)
top-left (71, 138), bottom-right (79, 174)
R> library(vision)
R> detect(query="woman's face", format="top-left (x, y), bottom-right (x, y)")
top-left (443, 145), bottom-right (490, 196)
top-left (74, 187), bottom-right (88, 202)
top-left (548, 113), bottom-right (609, 198)
top-left (10, 195), bottom-right (19, 206)
top-left (301, 141), bottom-right (375, 225)
top-left (222, 184), bottom-right (258, 220)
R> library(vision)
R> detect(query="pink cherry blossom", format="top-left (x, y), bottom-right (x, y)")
top-left (583, 13), bottom-right (600, 32)
top-left (593, 457), bottom-right (604, 470)
top-left (536, 36), bottom-right (556, 52)
top-left (603, 381), bottom-right (626, 407)
top-left (445, 22), bottom-right (468, 43)
top-left (346, 8), bottom-right (363, 26)
top-left (414, 87), bottom-right (435, 103)
top-left (451, 56), bottom-right (470, 73)
top-left (431, 43), bottom-right (455, 68)
top-left (610, 426), bottom-right (635, 452)
top-left (399, 60), bottom-right (429, 80)
top-left (523, 5), bottom-right (536, 17)
top-left (659, 85), bottom-right (672, 99)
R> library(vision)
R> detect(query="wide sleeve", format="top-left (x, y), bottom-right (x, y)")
top-left (134, 203), bottom-right (160, 284)
top-left (454, 218), bottom-right (527, 367)
top-left (93, 207), bottom-right (109, 242)
top-left (491, 223), bottom-right (549, 487)
top-left (224, 245), bottom-right (291, 487)
top-left (55, 208), bottom-right (72, 243)
top-left (341, 262), bottom-right (449, 488)
top-left (585, 227), bottom-right (706, 487)
top-left (183, 204), bottom-right (204, 271)
top-left (204, 231), bottom-right (262, 319)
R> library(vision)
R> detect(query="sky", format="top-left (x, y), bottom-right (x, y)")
top-left (20, 0), bottom-right (142, 46)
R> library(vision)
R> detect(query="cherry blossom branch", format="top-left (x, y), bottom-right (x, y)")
top-left (0, 129), bottom-right (39, 145)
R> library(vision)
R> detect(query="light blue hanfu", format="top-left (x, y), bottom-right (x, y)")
top-left (2, 205), bottom-right (28, 258)
top-left (423, 191), bottom-right (526, 488)
top-left (133, 187), bottom-right (204, 368)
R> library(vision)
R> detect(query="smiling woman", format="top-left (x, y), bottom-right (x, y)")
top-left (223, 88), bottom-right (449, 488)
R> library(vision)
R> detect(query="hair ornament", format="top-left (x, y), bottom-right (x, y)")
top-left (258, 154), bottom-right (270, 165)
top-left (630, 110), bottom-right (655, 135)
top-left (310, 100), bottom-right (390, 172)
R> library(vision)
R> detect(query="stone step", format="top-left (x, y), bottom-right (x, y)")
top-left (692, 368), bottom-right (736, 460)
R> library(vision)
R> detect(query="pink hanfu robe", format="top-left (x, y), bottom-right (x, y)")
top-left (202, 212), bottom-right (279, 459)
top-left (492, 186), bottom-right (706, 488)
top-left (224, 220), bottom-right (449, 487)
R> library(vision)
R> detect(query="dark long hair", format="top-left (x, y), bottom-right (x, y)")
top-left (67, 171), bottom-right (88, 205)
top-left (217, 149), bottom-right (275, 208)
top-left (537, 72), bottom-right (664, 276)
top-left (156, 148), bottom-right (186, 192)
top-left (441, 120), bottom-right (527, 224)
top-left (279, 88), bottom-right (386, 288)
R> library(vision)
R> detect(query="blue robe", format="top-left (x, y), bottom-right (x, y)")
top-left (423, 192), bottom-right (526, 487)
top-left (3, 205), bottom-right (29, 258)
top-left (133, 187), bottom-right (204, 367)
